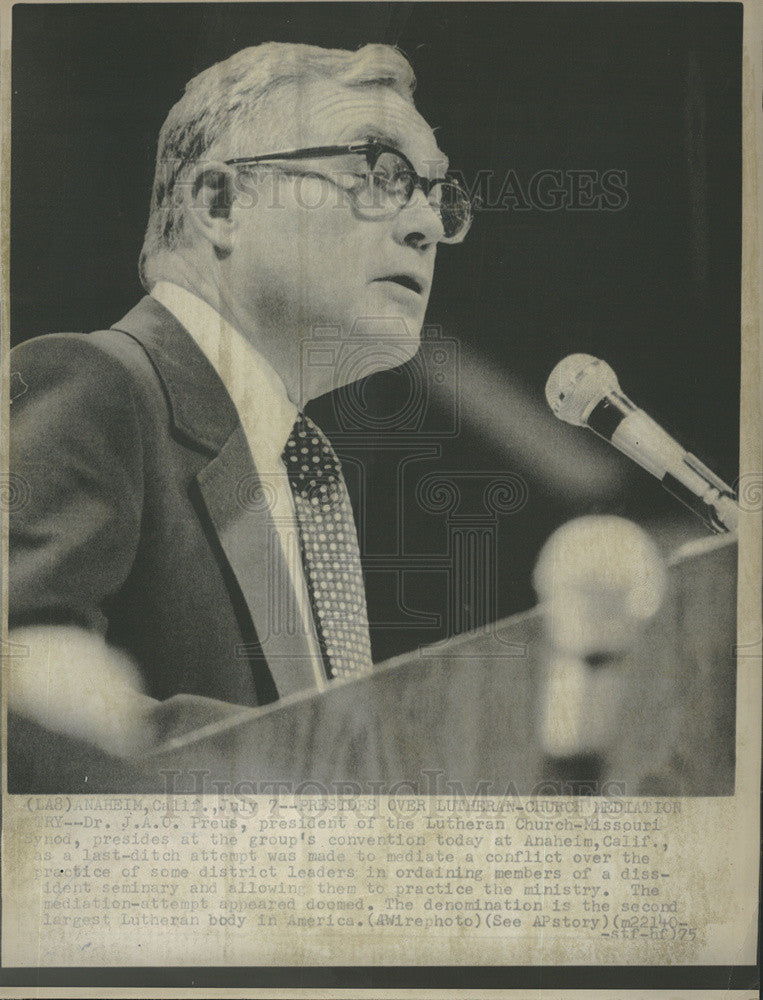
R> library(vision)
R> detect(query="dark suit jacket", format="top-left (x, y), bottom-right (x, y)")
top-left (10, 296), bottom-right (323, 709)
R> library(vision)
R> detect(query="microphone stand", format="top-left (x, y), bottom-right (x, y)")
top-left (661, 454), bottom-right (739, 534)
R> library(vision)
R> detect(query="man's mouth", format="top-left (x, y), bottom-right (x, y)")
top-left (374, 274), bottom-right (425, 295)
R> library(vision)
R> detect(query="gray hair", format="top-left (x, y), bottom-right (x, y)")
top-left (139, 42), bottom-right (416, 290)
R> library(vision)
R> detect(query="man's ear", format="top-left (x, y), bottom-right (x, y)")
top-left (185, 161), bottom-right (238, 254)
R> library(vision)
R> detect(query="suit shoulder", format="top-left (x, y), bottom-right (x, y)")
top-left (11, 328), bottom-right (164, 411)
top-left (12, 328), bottom-right (153, 381)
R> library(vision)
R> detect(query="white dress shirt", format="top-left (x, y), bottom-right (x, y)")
top-left (151, 281), bottom-right (327, 691)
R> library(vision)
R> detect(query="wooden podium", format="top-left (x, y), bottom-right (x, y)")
top-left (7, 535), bottom-right (736, 796)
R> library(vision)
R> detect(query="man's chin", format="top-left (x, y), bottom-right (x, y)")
top-left (341, 313), bottom-right (422, 377)
top-left (337, 343), bottom-right (422, 388)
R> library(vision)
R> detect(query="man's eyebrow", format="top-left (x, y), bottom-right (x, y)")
top-left (352, 127), bottom-right (402, 148)
top-left (352, 128), bottom-right (449, 175)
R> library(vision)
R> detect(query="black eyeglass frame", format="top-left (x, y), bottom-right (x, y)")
top-left (223, 140), bottom-right (472, 243)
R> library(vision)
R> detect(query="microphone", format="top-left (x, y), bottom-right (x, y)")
top-left (545, 354), bottom-right (739, 533)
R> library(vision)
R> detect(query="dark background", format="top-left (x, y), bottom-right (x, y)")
top-left (11, 3), bottom-right (743, 661)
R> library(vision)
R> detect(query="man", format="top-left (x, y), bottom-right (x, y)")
top-left (7, 42), bottom-right (471, 761)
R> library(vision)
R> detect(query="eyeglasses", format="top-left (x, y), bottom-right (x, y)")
top-left (224, 141), bottom-right (472, 244)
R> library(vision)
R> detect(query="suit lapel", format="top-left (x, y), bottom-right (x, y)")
top-left (111, 296), bottom-right (321, 699)
top-left (195, 427), bottom-right (321, 699)
top-left (111, 295), bottom-right (239, 452)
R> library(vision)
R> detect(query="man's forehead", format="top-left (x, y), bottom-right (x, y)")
top-left (282, 78), bottom-right (449, 176)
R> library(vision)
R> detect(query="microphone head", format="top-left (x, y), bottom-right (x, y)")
top-left (532, 516), bottom-right (668, 758)
top-left (545, 353), bottom-right (620, 426)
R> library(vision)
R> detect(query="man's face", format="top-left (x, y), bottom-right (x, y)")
top-left (222, 77), bottom-right (448, 396)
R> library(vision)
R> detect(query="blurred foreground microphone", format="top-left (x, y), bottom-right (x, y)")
top-left (533, 516), bottom-right (667, 788)
top-left (545, 354), bottom-right (738, 533)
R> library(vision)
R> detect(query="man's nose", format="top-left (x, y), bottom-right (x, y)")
top-left (391, 187), bottom-right (445, 250)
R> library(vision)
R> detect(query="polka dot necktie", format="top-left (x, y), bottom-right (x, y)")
top-left (282, 413), bottom-right (373, 680)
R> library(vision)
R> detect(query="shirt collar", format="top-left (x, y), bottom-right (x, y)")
top-left (151, 281), bottom-right (298, 460)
